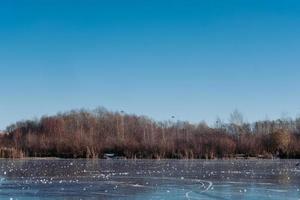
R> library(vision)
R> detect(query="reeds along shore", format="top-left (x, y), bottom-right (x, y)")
top-left (0, 147), bottom-right (24, 158)
top-left (1, 108), bottom-right (300, 159)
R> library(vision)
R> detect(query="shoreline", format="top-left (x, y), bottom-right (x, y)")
top-left (0, 157), bottom-right (294, 160)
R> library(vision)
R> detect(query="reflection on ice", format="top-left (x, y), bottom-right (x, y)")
top-left (0, 159), bottom-right (299, 199)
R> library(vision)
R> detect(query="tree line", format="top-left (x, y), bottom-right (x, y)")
top-left (1, 108), bottom-right (300, 159)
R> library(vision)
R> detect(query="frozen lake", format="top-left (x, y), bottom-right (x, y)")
top-left (0, 159), bottom-right (299, 200)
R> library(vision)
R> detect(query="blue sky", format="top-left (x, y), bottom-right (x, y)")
top-left (1, 0), bottom-right (300, 129)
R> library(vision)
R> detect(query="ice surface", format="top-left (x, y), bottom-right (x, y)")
top-left (0, 159), bottom-right (299, 199)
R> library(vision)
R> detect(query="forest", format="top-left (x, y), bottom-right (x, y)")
top-left (0, 107), bottom-right (300, 159)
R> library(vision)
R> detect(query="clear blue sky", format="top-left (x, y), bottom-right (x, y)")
top-left (1, 0), bottom-right (300, 129)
